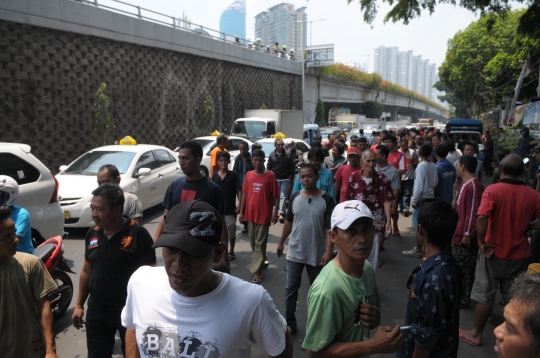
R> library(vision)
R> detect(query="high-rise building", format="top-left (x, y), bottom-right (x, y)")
top-left (220, 0), bottom-right (246, 41)
top-left (373, 46), bottom-right (445, 105)
top-left (254, 3), bottom-right (307, 52)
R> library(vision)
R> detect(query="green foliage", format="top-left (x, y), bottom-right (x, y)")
top-left (312, 63), bottom-right (446, 111)
top-left (346, 0), bottom-right (540, 39)
top-left (315, 99), bottom-right (326, 125)
top-left (201, 97), bottom-right (215, 134)
top-left (92, 83), bottom-right (115, 147)
top-left (362, 101), bottom-right (384, 118)
top-left (498, 129), bottom-right (522, 152)
top-left (260, 103), bottom-right (268, 109)
top-left (437, 9), bottom-right (539, 118)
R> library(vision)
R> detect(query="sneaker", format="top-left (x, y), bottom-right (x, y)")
top-left (402, 248), bottom-right (423, 258)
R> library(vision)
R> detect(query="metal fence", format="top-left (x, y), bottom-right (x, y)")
top-left (75, 0), bottom-right (301, 61)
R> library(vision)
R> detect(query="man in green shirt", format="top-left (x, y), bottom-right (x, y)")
top-left (302, 200), bottom-right (403, 357)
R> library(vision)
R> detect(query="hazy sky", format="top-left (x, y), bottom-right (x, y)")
top-left (101, 0), bottom-right (483, 71)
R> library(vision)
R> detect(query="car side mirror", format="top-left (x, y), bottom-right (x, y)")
top-left (136, 168), bottom-right (152, 177)
top-left (59, 165), bottom-right (68, 172)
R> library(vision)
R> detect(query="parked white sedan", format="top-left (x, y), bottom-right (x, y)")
top-left (56, 144), bottom-right (183, 228)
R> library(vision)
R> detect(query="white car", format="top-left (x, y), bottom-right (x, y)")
top-left (56, 144), bottom-right (183, 228)
top-left (250, 138), bottom-right (311, 167)
top-left (182, 136), bottom-right (253, 177)
top-left (0, 143), bottom-right (64, 243)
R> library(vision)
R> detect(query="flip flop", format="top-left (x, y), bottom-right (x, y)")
top-left (459, 329), bottom-right (482, 347)
top-left (228, 253), bottom-right (236, 261)
top-left (392, 230), bottom-right (401, 236)
top-left (252, 275), bottom-right (262, 284)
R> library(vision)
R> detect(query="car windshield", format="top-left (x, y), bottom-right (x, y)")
top-left (451, 132), bottom-right (482, 144)
top-left (251, 142), bottom-right (275, 157)
top-left (64, 151), bottom-right (136, 175)
top-left (231, 121), bottom-right (266, 139)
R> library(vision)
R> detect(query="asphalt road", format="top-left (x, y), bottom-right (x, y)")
top-left (55, 205), bottom-right (504, 358)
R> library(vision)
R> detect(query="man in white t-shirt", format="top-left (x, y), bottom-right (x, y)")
top-left (121, 200), bottom-right (292, 358)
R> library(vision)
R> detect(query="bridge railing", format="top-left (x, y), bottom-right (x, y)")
top-left (74, 0), bottom-right (301, 61)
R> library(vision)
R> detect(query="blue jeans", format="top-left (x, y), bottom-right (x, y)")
top-left (86, 308), bottom-right (126, 358)
top-left (277, 179), bottom-right (290, 215)
top-left (284, 260), bottom-right (323, 327)
top-left (399, 180), bottom-right (414, 211)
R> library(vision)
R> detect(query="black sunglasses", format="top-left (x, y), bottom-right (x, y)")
top-left (406, 264), bottom-right (422, 289)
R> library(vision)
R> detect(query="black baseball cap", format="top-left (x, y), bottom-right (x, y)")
top-left (152, 200), bottom-right (222, 258)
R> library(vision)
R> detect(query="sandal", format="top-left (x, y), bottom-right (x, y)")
top-left (402, 248), bottom-right (423, 258)
top-left (392, 228), bottom-right (401, 236)
top-left (228, 253), bottom-right (236, 261)
top-left (403, 209), bottom-right (410, 217)
top-left (252, 275), bottom-right (262, 284)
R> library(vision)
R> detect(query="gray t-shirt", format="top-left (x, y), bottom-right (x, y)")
top-left (377, 164), bottom-right (401, 191)
top-left (285, 191), bottom-right (335, 266)
top-left (124, 192), bottom-right (143, 219)
top-left (323, 155), bottom-right (347, 170)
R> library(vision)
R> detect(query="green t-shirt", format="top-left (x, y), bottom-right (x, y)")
top-left (302, 260), bottom-right (380, 355)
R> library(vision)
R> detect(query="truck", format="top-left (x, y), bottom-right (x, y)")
top-left (445, 119), bottom-right (485, 162)
top-left (418, 118), bottom-right (434, 126)
top-left (230, 109), bottom-right (305, 142)
top-left (332, 114), bottom-right (367, 133)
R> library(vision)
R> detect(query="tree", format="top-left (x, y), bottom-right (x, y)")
top-left (347, 0), bottom-right (540, 39)
top-left (362, 101), bottom-right (384, 119)
top-left (315, 99), bottom-right (326, 125)
top-left (201, 97), bottom-right (215, 135)
top-left (92, 83), bottom-right (115, 147)
top-left (436, 9), bottom-right (539, 118)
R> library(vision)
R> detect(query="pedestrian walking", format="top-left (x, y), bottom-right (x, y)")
top-left (460, 154), bottom-right (540, 347)
top-left (324, 141), bottom-right (347, 174)
top-left (121, 200), bottom-right (293, 358)
top-left (376, 144), bottom-right (401, 239)
top-left (0, 176), bottom-right (33, 254)
top-left (483, 130), bottom-right (494, 176)
top-left (212, 151), bottom-right (242, 262)
top-left (452, 155), bottom-right (483, 309)
top-left (276, 163), bottom-right (335, 334)
top-left (397, 198), bottom-right (462, 358)
top-left (232, 141), bottom-right (254, 234)
top-left (0, 206), bottom-right (58, 358)
top-left (334, 147), bottom-right (362, 203)
top-left (302, 200), bottom-right (403, 355)
top-left (398, 138), bottom-right (418, 217)
top-left (434, 145), bottom-right (457, 203)
top-left (267, 138), bottom-right (295, 224)
top-left (238, 149), bottom-right (280, 284)
top-left (72, 184), bottom-right (156, 358)
top-left (292, 148), bottom-right (335, 199)
top-left (209, 134), bottom-right (228, 177)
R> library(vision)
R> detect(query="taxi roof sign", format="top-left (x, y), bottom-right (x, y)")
top-left (119, 136), bottom-right (137, 145)
top-left (273, 132), bottom-right (286, 139)
top-left (211, 130), bottom-right (221, 136)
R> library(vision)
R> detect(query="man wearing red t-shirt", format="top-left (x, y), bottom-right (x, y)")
top-left (383, 135), bottom-right (405, 235)
top-left (334, 148), bottom-right (362, 203)
top-left (460, 154), bottom-right (540, 347)
top-left (239, 149), bottom-right (280, 284)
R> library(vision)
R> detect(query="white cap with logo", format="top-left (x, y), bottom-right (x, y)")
top-left (331, 200), bottom-right (374, 230)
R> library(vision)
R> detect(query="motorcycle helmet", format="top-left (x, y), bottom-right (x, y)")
top-left (256, 38), bottom-right (261, 44)
top-left (0, 175), bottom-right (19, 206)
top-left (282, 45), bottom-right (287, 50)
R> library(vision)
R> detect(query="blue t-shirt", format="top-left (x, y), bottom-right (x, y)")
top-left (11, 205), bottom-right (33, 254)
top-left (292, 166), bottom-right (335, 199)
top-left (397, 251), bottom-right (462, 358)
top-left (434, 159), bottom-right (456, 203)
top-left (162, 177), bottom-right (225, 214)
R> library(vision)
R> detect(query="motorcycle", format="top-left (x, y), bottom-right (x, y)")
top-left (33, 236), bottom-right (75, 320)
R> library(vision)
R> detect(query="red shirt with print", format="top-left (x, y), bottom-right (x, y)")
top-left (242, 170), bottom-right (280, 226)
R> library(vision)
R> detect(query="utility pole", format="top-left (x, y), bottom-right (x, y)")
top-left (308, 19), bottom-right (325, 46)
top-left (537, 59), bottom-right (540, 97)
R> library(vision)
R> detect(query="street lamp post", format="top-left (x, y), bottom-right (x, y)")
top-left (297, 20), bottom-right (307, 123)
top-left (308, 18), bottom-right (325, 46)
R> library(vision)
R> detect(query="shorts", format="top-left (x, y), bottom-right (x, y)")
top-left (224, 215), bottom-right (237, 241)
top-left (470, 254), bottom-right (529, 305)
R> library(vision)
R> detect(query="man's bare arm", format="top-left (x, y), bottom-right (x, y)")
top-left (334, 180), bottom-right (341, 203)
top-left (153, 209), bottom-right (169, 242)
top-left (412, 345), bottom-right (431, 358)
top-left (37, 297), bottom-right (57, 357)
top-left (268, 329), bottom-right (293, 358)
top-left (72, 261), bottom-right (92, 329)
top-left (132, 217), bottom-right (143, 225)
top-left (125, 328), bottom-right (141, 358)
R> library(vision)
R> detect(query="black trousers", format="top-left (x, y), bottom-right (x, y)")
top-left (86, 307), bottom-right (126, 358)
top-left (483, 154), bottom-right (493, 175)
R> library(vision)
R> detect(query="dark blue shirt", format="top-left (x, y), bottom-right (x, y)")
top-left (232, 153), bottom-right (254, 186)
top-left (162, 177), bottom-right (224, 214)
top-left (397, 251), bottom-right (462, 358)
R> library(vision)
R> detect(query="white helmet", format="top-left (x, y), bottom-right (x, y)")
top-left (0, 175), bottom-right (19, 206)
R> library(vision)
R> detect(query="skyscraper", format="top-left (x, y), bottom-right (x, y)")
top-left (374, 46), bottom-right (398, 84)
top-left (220, 0), bottom-right (246, 41)
top-left (254, 4), bottom-right (307, 52)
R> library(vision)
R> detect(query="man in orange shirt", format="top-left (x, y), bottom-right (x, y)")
top-left (210, 134), bottom-right (228, 177)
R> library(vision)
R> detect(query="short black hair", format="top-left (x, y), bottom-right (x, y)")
top-left (251, 143), bottom-right (262, 151)
top-left (299, 163), bottom-right (319, 176)
top-left (92, 183), bottom-right (125, 210)
top-left (509, 273), bottom-right (540, 356)
top-left (327, 133), bottom-right (334, 139)
top-left (358, 137), bottom-right (368, 143)
top-left (98, 164), bottom-right (120, 178)
top-left (376, 144), bottom-right (389, 158)
top-left (311, 140), bottom-right (322, 149)
top-left (383, 134), bottom-right (397, 144)
top-left (462, 141), bottom-right (476, 154)
top-left (217, 151), bottom-right (231, 161)
top-left (238, 141), bottom-right (249, 149)
top-left (500, 153), bottom-right (524, 177)
top-left (179, 140), bottom-right (203, 159)
top-left (0, 205), bottom-right (12, 222)
top-left (359, 129), bottom-right (364, 135)
top-left (308, 147), bottom-right (324, 161)
top-left (416, 198), bottom-right (458, 250)
top-left (435, 144), bottom-right (449, 158)
top-left (458, 155), bottom-right (477, 174)
top-left (418, 144), bottom-right (432, 158)
top-left (216, 134), bottom-right (228, 145)
top-left (333, 141), bottom-right (345, 155)
top-left (252, 149), bottom-right (265, 159)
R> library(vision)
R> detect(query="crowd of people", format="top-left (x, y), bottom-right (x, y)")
top-left (1, 125), bottom-right (540, 358)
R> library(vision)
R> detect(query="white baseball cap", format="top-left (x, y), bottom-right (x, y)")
top-left (331, 200), bottom-right (374, 230)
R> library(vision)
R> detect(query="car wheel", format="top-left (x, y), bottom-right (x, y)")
top-left (200, 166), bottom-right (209, 177)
